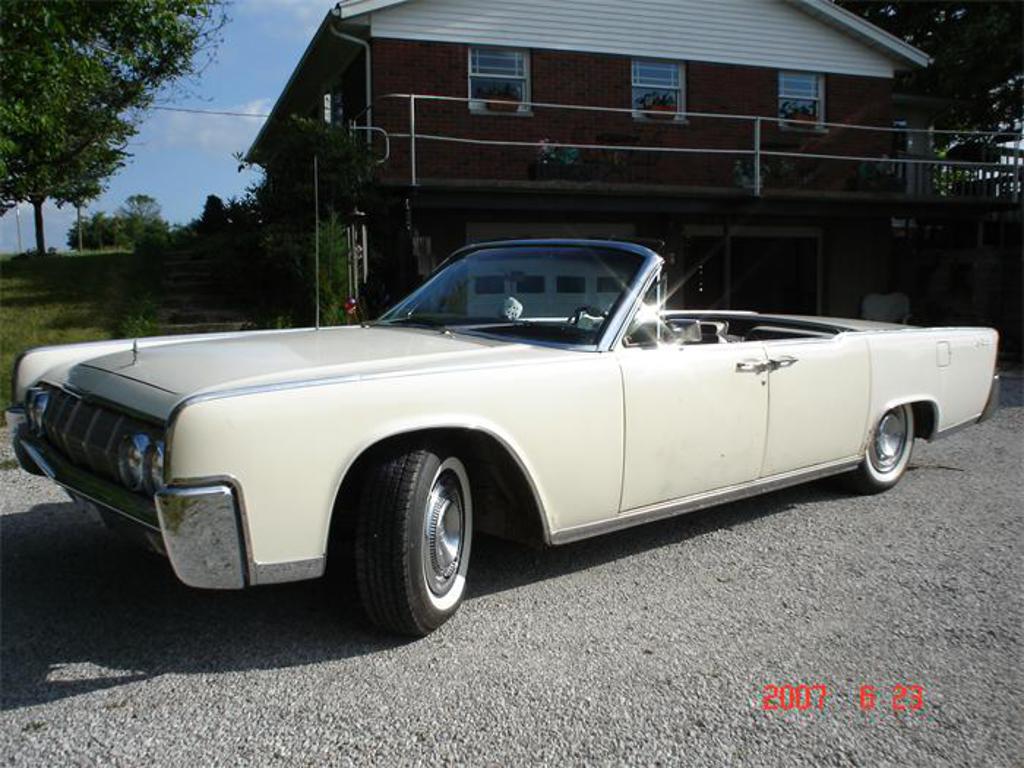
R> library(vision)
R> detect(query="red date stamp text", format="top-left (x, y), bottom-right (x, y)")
top-left (761, 684), bottom-right (925, 714)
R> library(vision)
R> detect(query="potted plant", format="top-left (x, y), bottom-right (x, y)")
top-left (779, 101), bottom-right (818, 125)
top-left (477, 83), bottom-right (522, 112)
top-left (638, 92), bottom-right (677, 120)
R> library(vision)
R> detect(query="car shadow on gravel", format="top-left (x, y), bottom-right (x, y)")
top-left (0, 502), bottom-right (405, 711)
top-left (467, 479), bottom-right (845, 600)
top-left (1, 478), bottom-right (842, 710)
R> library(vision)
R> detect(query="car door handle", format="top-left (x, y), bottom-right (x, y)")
top-left (736, 359), bottom-right (769, 374)
top-left (768, 355), bottom-right (798, 371)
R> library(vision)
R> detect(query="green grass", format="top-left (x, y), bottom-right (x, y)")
top-left (0, 248), bottom-right (131, 262)
top-left (0, 250), bottom-right (162, 408)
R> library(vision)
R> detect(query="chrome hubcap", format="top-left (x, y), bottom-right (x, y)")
top-left (423, 469), bottom-right (464, 596)
top-left (871, 408), bottom-right (908, 472)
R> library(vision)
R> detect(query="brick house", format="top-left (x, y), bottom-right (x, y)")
top-left (250, 0), bottom-right (1021, 333)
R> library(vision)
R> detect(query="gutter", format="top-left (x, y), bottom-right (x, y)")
top-left (245, 12), bottom-right (372, 161)
top-left (329, 5), bottom-right (373, 130)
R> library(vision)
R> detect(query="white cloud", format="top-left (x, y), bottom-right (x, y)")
top-left (148, 98), bottom-right (273, 157)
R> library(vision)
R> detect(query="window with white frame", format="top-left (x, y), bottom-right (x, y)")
top-left (632, 60), bottom-right (684, 119)
top-left (778, 72), bottom-right (824, 125)
top-left (469, 48), bottom-right (530, 113)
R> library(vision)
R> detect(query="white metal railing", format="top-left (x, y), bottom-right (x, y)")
top-left (353, 93), bottom-right (1023, 201)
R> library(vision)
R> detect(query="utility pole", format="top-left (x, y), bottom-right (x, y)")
top-left (15, 205), bottom-right (23, 253)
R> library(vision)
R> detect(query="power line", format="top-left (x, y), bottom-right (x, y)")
top-left (151, 105), bottom-right (270, 118)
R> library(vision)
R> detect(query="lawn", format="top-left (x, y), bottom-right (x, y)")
top-left (0, 250), bottom-right (161, 409)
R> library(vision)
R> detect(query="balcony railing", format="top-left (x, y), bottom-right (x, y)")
top-left (351, 94), bottom-right (1023, 203)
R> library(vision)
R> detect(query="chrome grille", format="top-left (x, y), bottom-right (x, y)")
top-left (39, 386), bottom-right (161, 483)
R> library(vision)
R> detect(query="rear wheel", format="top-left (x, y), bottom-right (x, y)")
top-left (844, 404), bottom-right (915, 494)
top-left (354, 441), bottom-right (473, 636)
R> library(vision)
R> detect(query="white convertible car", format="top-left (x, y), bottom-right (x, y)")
top-left (8, 240), bottom-right (1000, 635)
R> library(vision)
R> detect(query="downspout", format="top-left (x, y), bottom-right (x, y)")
top-left (328, 7), bottom-right (373, 133)
top-left (328, 8), bottom-right (375, 293)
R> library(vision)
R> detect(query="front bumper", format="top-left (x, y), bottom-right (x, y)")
top-left (155, 485), bottom-right (247, 589)
top-left (8, 411), bottom-right (247, 590)
top-left (6, 406), bottom-right (43, 476)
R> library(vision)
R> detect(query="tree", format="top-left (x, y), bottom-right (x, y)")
top-left (838, 2), bottom-right (1023, 139)
top-left (196, 194), bottom-right (229, 235)
top-left (64, 196), bottom-right (169, 251)
top-left (246, 117), bottom-right (376, 229)
top-left (0, 0), bottom-right (224, 254)
top-left (117, 194), bottom-right (170, 247)
top-left (119, 194), bottom-right (163, 224)
top-left (225, 117), bottom-right (377, 323)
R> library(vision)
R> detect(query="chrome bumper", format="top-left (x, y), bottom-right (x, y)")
top-left (9, 419), bottom-right (248, 590)
top-left (155, 486), bottom-right (246, 590)
top-left (7, 406), bottom-right (43, 476)
top-left (978, 374), bottom-right (1000, 424)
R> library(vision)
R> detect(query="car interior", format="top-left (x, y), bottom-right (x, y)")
top-left (625, 312), bottom-right (842, 347)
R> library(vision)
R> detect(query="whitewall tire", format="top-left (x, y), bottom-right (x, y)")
top-left (845, 404), bottom-right (915, 495)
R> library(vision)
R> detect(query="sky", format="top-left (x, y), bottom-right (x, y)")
top-left (0, 0), bottom-right (328, 253)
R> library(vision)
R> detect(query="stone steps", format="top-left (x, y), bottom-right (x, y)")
top-left (156, 250), bottom-right (249, 336)
top-left (160, 321), bottom-right (250, 336)
top-left (158, 307), bottom-right (248, 324)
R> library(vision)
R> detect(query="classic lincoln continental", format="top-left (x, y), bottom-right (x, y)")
top-left (8, 240), bottom-right (1000, 635)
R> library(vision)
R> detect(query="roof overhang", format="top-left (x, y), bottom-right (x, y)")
top-left (246, 14), bottom-right (369, 161)
top-left (251, 0), bottom-right (932, 159)
top-left (784, 0), bottom-right (931, 71)
top-left (335, 0), bottom-right (930, 72)
top-left (333, 0), bottom-right (409, 17)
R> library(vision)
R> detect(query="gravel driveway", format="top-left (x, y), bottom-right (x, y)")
top-left (2, 380), bottom-right (1021, 766)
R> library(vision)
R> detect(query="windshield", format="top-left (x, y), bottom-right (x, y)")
top-left (378, 245), bottom-right (647, 346)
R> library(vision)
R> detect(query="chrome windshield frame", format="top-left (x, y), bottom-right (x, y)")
top-left (376, 239), bottom-right (664, 353)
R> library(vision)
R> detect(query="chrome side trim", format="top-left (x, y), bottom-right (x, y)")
top-left (19, 435), bottom-right (160, 530)
top-left (251, 557), bottom-right (326, 585)
top-left (155, 485), bottom-right (247, 590)
top-left (164, 354), bottom-right (596, 433)
top-left (931, 375), bottom-right (998, 440)
top-left (932, 418), bottom-right (977, 441)
top-left (550, 456), bottom-right (861, 545)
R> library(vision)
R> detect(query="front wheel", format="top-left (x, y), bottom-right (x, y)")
top-left (354, 441), bottom-right (473, 636)
top-left (844, 404), bottom-right (915, 495)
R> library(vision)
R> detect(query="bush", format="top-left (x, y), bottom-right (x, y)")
top-left (65, 194), bottom-right (170, 252)
top-left (118, 296), bottom-right (159, 337)
top-left (183, 118), bottom-right (377, 327)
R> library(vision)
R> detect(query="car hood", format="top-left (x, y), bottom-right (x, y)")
top-left (64, 326), bottom-right (558, 420)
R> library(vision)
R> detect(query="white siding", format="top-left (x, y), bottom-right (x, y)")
top-left (368, 0), bottom-right (898, 78)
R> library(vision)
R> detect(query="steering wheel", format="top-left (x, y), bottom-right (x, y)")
top-left (567, 305), bottom-right (607, 327)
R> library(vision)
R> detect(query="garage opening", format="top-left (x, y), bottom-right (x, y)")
top-left (674, 226), bottom-right (822, 315)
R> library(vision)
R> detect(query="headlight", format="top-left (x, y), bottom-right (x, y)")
top-left (117, 433), bottom-right (151, 491)
top-left (144, 440), bottom-right (165, 494)
top-left (26, 388), bottom-right (50, 434)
